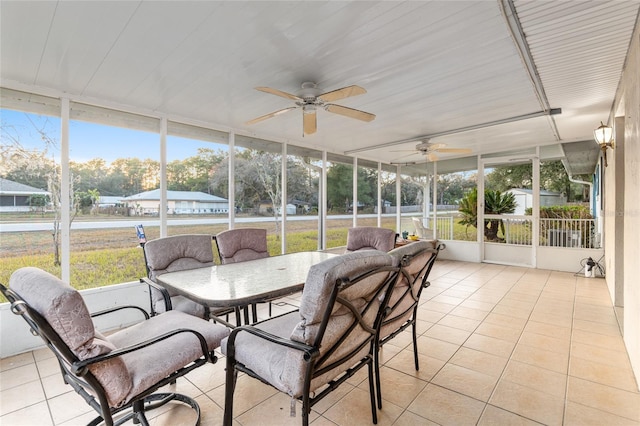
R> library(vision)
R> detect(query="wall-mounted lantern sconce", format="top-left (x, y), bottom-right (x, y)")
top-left (594, 121), bottom-right (614, 167)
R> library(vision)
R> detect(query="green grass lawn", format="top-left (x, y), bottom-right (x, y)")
top-left (1, 215), bottom-right (479, 302)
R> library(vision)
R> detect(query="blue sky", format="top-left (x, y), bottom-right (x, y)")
top-left (1, 109), bottom-right (225, 164)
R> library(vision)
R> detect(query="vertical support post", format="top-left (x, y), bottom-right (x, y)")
top-left (377, 162), bottom-right (382, 227)
top-left (478, 156), bottom-right (485, 261)
top-left (433, 162), bottom-right (438, 240)
top-left (320, 151), bottom-right (327, 250)
top-left (532, 148), bottom-right (540, 267)
top-left (281, 142), bottom-right (287, 254)
top-left (228, 132), bottom-right (235, 229)
top-left (352, 156), bottom-right (358, 227)
top-left (60, 98), bottom-right (70, 283)
top-left (160, 117), bottom-right (167, 237)
top-left (396, 165), bottom-right (401, 234)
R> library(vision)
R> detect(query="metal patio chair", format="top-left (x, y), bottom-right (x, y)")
top-left (2, 267), bottom-right (229, 426)
top-left (222, 250), bottom-right (399, 425)
top-left (142, 233), bottom-right (236, 321)
top-left (375, 240), bottom-right (443, 407)
top-left (214, 228), bottom-right (271, 322)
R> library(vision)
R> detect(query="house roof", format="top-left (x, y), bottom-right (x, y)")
top-left (0, 178), bottom-right (48, 195)
top-left (120, 189), bottom-right (228, 203)
top-left (97, 196), bottom-right (122, 205)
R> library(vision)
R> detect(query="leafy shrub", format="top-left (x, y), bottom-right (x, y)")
top-left (524, 205), bottom-right (592, 219)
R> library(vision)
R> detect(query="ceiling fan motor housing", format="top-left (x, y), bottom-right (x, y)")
top-left (298, 82), bottom-right (322, 102)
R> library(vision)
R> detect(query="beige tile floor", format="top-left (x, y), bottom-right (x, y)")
top-left (1, 260), bottom-right (639, 425)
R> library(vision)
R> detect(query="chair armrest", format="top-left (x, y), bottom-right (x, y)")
top-left (226, 324), bottom-right (320, 362)
top-left (91, 305), bottom-right (149, 320)
top-left (140, 277), bottom-right (173, 313)
top-left (71, 327), bottom-right (213, 374)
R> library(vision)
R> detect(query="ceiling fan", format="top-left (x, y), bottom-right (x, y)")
top-left (246, 82), bottom-right (375, 135)
top-left (391, 140), bottom-right (472, 163)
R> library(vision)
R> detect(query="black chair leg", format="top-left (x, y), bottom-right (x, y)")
top-left (367, 359), bottom-right (378, 424)
top-left (375, 344), bottom-right (383, 409)
top-left (251, 303), bottom-right (258, 323)
top-left (412, 319), bottom-right (419, 371)
top-left (132, 398), bottom-right (149, 426)
top-left (223, 359), bottom-right (236, 426)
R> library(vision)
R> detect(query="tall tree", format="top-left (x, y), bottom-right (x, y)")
top-left (485, 163), bottom-right (532, 192)
top-left (327, 163), bottom-right (353, 212)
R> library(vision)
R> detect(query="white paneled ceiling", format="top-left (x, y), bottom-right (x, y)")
top-left (1, 0), bottom-right (638, 169)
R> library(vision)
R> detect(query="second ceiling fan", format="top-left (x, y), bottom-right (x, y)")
top-left (391, 140), bottom-right (473, 163)
top-left (246, 82), bottom-right (375, 135)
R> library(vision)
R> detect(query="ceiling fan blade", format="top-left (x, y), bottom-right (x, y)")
top-left (325, 104), bottom-right (376, 122)
top-left (427, 152), bottom-right (439, 162)
top-left (303, 110), bottom-right (317, 135)
top-left (318, 85), bottom-right (366, 102)
top-left (255, 87), bottom-right (302, 102)
top-left (246, 107), bottom-right (298, 125)
top-left (390, 152), bottom-right (420, 162)
top-left (435, 148), bottom-right (473, 154)
top-left (427, 143), bottom-right (447, 150)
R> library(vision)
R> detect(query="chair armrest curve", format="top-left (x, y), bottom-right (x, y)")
top-left (227, 325), bottom-right (319, 362)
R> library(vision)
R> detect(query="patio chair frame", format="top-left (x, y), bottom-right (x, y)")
top-left (375, 242), bottom-right (444, 408)
top-left (223, 263), bottom-right (399, 426)
top-left (1, 282), bottom-right (219, 426)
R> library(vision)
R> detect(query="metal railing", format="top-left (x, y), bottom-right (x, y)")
top-left (427, 213), bottom-right (599, 249)
top-left (488, 216), bottom-right (533, 245)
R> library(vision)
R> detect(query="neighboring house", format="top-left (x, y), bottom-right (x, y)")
top-left (506, 188), bottom-right (566, 215)
top-left (120, 189), bottom-right (229, 215)
top-left (0, 178), bottom-right (49, 213)
top-left (97, 196), bottom-right (122, 207)
top-left (258, 200), bottom-right (296, 215)
top-left (277, 204), bottom-right (297, 215)
top-left (290, 199), bottom-right (312, 214)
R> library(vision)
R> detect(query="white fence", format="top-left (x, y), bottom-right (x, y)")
top-left (426, 214), bottom-right (599, 249)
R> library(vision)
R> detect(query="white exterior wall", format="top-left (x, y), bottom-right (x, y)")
top-left (613, 19), bottom-right (640, 387)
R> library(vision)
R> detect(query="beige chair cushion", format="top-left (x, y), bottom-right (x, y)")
top-left (345, 227), bottom-right (396, 253)
top-left (9, 267), bottom-right (132, 407)
top-left (215, 228), bottom-right (269, 264)
top-left (222, 250), bottom-right (393, 398)
top-left (9, 267), bottom-right (230, 409)
top-left (144, 234), bottom-right (215, 280)
top-left (144, 234), bottom-right (215, 316)
top-left (108, 310), bottom-right (229, 404)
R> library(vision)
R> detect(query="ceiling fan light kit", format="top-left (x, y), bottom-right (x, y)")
top-left (247, 82), bottom-right (375, 135)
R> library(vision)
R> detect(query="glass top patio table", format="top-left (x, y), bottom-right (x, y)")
top-left (156, 251), bottom-right (338, 311)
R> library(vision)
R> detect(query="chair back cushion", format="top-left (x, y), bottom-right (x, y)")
top-left (144, 234), bottom-right (214, 316)
top-left (291, 251), bottom-right (393, 392)
top-left (215, 228), bottom-right (269, 264)
top-left (345, 226), bottom-right (396, 252)
top-left (144, 234), bottom-right (215, 280)
top-left (9, 267), bottom-right (133, 407)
